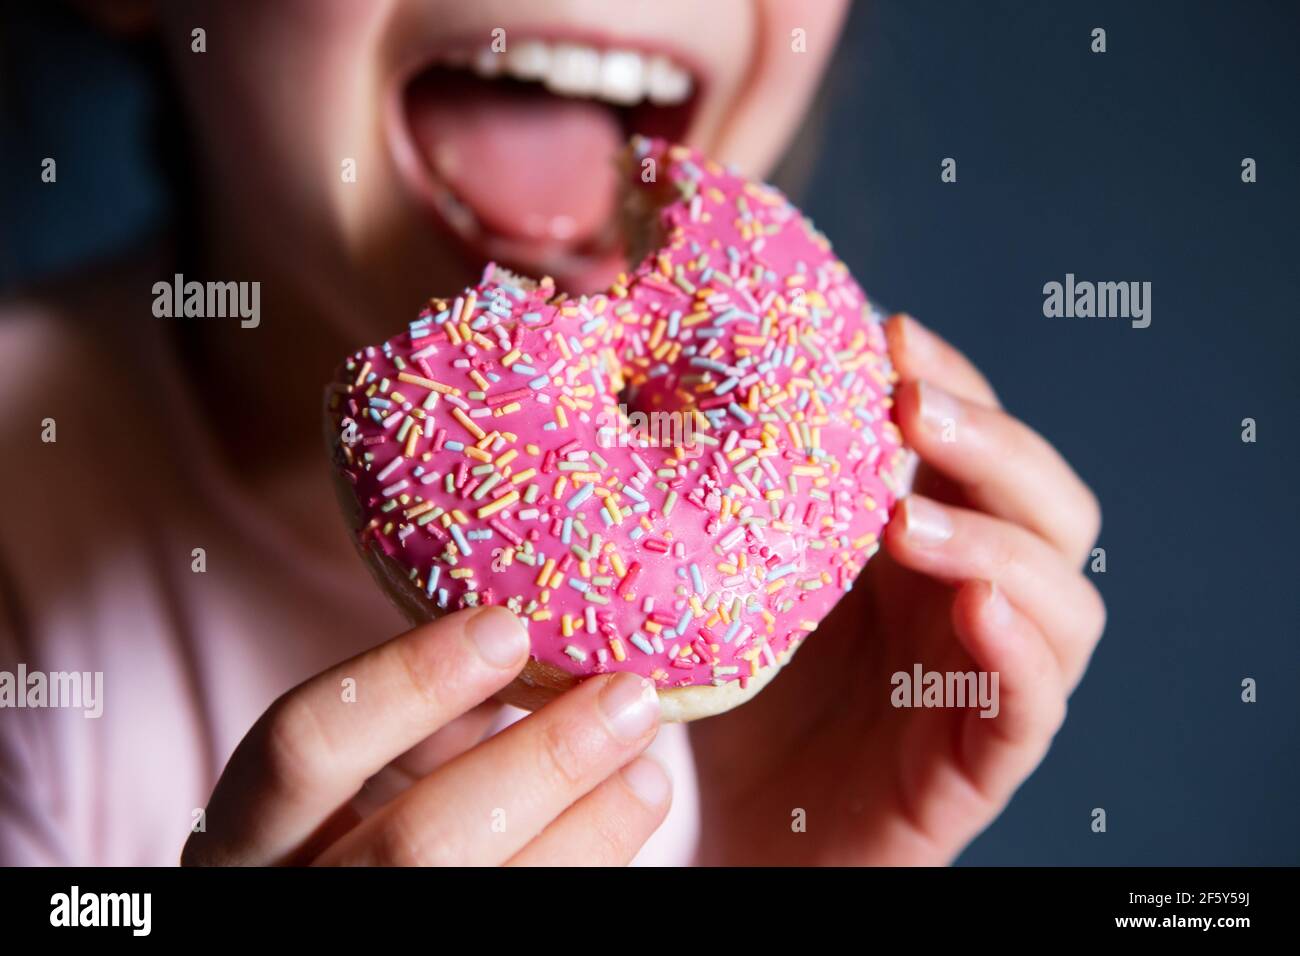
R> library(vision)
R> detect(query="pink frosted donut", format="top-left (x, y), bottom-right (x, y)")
top-left (326, 138), bottom-right (910, 721)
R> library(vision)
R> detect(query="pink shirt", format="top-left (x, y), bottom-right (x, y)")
top-left (0, 277), bottom-right (697, 865)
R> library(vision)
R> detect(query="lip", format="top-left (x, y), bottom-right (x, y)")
top-left (386, 27), bottom-right (708, 290)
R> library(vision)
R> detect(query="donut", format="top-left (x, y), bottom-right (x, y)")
top-left (325, 137), bottom-right (910, 721)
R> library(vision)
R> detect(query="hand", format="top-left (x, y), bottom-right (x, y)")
top-left (689, 314), bottom-right (1105, 865)
top-left (182, 607), bottom-right (670, 866)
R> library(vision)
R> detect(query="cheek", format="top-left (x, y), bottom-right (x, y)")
top-left (751, 0), bottom-right (850, 91)
top-left (159, 2), bottom-right (405, 272)
top-left (709, 0), bottom-right (848, 176)
top-left (165, 1), bottom-right (390, 174)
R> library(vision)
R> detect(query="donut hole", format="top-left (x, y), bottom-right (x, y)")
top-left (617, 145), bottom-right (675, 274)
top-left (610, 143), bottom-right (696, 426)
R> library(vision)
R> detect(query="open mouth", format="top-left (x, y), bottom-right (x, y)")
top-left (395, 37), bottom-right (702, 292)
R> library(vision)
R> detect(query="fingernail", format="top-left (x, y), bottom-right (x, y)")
top-left (903, 496), bottom-right (953, 546)
top-left (899, 313), bottom-right (937, 360)
top-left (599, 672), bottom-right (661, 741)
top-left (983, 581), bottom-right (1013, 627)
top-left (466, 606), bottom-right (529, 668)
top-left (621, 756), bottom-right (672, 808)
top-left (918, 380), bottom-right (960, 435)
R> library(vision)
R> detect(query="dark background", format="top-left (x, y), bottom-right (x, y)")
top-left (2, 1), bottom-right (1296, 864)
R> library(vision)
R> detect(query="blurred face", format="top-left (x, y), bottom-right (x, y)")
top-left (155, 0), bottom-right (848, 339)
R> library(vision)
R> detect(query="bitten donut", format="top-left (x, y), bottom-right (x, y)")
top-left (325, 137), bottom-right (910, 721)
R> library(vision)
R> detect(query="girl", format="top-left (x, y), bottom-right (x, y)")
top-left (0, 0), bottom-right (1102, 866)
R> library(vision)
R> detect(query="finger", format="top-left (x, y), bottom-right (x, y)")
top-left (885, 496), bottom-right (1106, 689)
top-left (391, 702), bottom-right (504, 777)
top-left (293, 702), bottom-right (509, 862)
top-left (300, 704), bottom-right (505, 860)
top-left (886, 314), bottom-right (1000, 408)
top-left (182, 606), bottom-right (529, 866)
top-left (895, 379), bottom-right (1102, 564)
top-left (506, 756), bottom-right (673, 866)
top-left (350, 702), bottom-right (504, 818)
top-left (949, 581), bottom-right (1068, 807)
top-left (315, 671), bottom-right (661, 866)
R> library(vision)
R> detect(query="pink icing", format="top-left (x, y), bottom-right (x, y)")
top-left (327, 138), bottom-right (908, 691)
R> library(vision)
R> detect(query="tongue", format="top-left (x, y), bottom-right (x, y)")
top-left (406, 71), bottom-right (623, 245)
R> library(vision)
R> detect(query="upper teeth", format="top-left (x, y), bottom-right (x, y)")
top-left (442, 40), bottom-right (694, 107)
